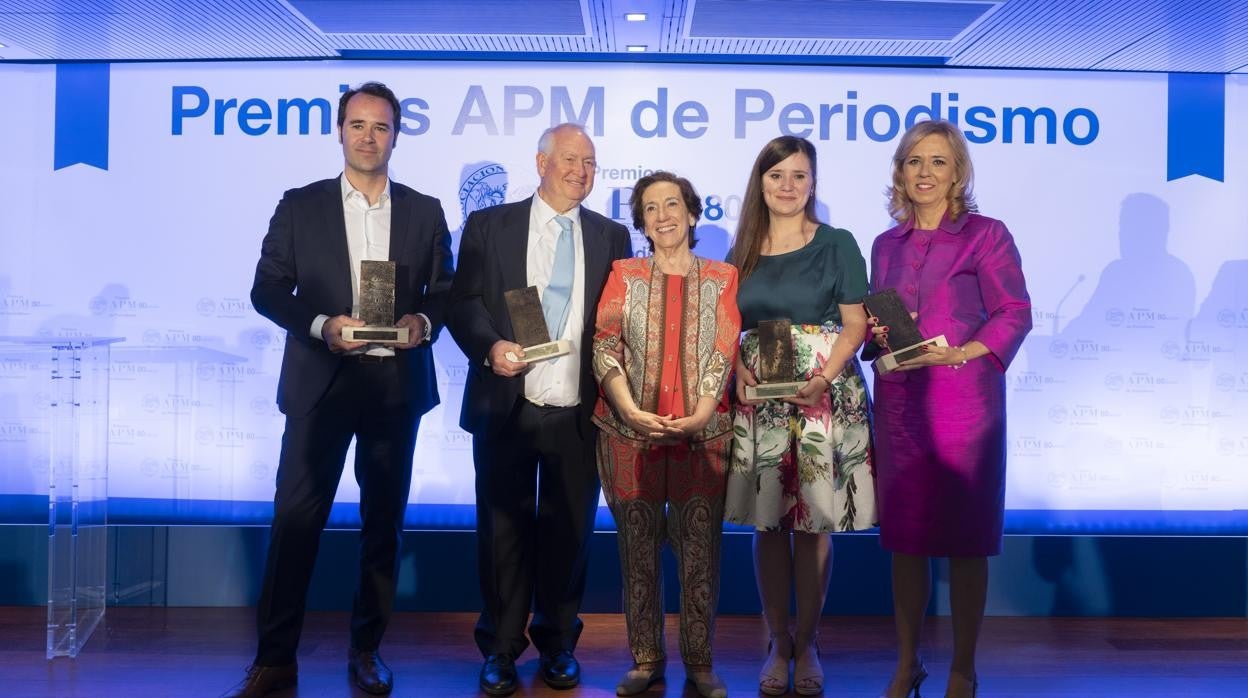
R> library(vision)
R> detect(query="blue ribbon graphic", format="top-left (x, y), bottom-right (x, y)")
top-left (1167, 73), bottom-right (1224, 182)
top-left (54, 63), bottom-right (110, 171)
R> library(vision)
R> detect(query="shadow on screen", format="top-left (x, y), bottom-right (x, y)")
top-left (1030, 535), bottom-right (1247, 616)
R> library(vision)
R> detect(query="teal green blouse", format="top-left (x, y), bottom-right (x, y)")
top-left (736, 224), bottom-right (869, 329)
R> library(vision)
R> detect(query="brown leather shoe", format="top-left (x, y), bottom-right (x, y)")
top-left (348, 648), bottom-right (394, 694)
top-left (220, 662), bottom-right (297, 698)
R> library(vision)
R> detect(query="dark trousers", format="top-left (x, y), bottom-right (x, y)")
top-left (473, 399), bottom-right (599, 660)
top-left (255, 358), bottom-right (420, 666)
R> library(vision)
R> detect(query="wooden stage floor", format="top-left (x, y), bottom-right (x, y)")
top-left (3, 607), bottom-right (1246, 696)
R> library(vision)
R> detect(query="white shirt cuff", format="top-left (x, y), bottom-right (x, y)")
top-left (311, 314), bottom-right (330, 342)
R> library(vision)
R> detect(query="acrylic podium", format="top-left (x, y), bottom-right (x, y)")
top-left (0, 336), bottom-right (120, 658)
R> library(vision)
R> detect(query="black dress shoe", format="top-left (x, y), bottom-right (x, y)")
top-left (348, 649), bottom-right (394, 695)
top-left (480, 654), bottom-right (518, 696)
top-left (540, 650), bottom-right (581, 690)
top-left (220, 662), bottom-right (297, 698)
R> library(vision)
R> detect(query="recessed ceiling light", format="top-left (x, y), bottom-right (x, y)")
top-left (626, 45), bottom-right (647, 52)
top-left (625, 12), bottom-right (647, 22)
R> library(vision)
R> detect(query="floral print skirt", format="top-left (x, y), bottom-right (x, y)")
top-left (725, 323), bottom-right (877, 533)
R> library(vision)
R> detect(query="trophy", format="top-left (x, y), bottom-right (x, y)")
top-left (862, 288), bottom-right (948, 374)
top-left (342, 260), bottom-right (409, 344)
top-left (745, 319), bottom-right (806, 400)
top-left (503, 286), bottom-right (572, 363)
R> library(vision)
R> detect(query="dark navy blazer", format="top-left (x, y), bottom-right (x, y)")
top-left (250, 177), bottom-right (454, 418)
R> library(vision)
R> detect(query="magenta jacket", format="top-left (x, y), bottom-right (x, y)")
top-left (868, 211), bottom-right (1032, 378)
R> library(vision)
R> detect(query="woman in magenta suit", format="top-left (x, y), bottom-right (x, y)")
top-left (867, 120), bottom-right (1032, 698)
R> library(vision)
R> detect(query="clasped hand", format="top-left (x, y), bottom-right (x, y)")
top-left (622, 408), bottom-right (709, 442)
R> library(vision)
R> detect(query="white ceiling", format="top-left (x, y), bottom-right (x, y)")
top-left (0, 0), bottom-right (1244, 73)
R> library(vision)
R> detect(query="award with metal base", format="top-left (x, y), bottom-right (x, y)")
top-left (863, 288), bottom-right (948, 374)
top-left (342, 260), bottom-right (409, 344)
top-left (504, 286), bottom-right (571, 363)
top-left (745, 319), bottom-right (805, 400)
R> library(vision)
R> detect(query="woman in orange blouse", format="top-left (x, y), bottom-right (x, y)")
top-left (592, 171), bottom-right (741, 698)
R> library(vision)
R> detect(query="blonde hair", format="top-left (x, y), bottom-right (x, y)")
top-left (886, 120), bottom-right (977, 224)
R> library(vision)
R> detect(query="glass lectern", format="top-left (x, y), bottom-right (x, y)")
top-left (0, 336), bottom-right (120, 658)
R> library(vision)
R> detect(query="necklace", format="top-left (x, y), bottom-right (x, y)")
top-left (764, 224), bottom-right (814, 255)
top-left (653, 251), bottom-right (695, 276)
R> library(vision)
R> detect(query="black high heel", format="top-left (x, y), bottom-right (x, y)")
top-left (908, 663), bottom-right (929, 697)
top-left (880, 662), bottom-right (928, 698)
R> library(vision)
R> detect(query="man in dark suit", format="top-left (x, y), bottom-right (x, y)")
top-left (448, 123), bottom-right (633, 695)
top-left (224, 82), bottom-right (453, 698)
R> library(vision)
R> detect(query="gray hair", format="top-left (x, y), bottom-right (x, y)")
top-left (537, 123), bottom-right (589, 155)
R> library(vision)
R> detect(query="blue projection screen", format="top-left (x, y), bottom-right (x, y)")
top-left (0, 61), bottom-right (1245, 534)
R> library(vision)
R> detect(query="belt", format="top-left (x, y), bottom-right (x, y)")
top-left (348, 353), bottom-right (394, 363)
top-left (523, 398), bottom-right (577, 412)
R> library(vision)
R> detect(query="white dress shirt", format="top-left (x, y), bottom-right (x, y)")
top-left (523, 194), bottom-right (586, 407)
top-left (309, 174), bottom-right (395, 356)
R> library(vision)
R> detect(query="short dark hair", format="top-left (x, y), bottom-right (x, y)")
top-left (337, 81), bottom-right (401, 131)
top-left (629, 171), bottom-right (703, 251)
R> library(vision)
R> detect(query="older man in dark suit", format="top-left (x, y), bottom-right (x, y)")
top-left (225, 82), bottom-right (454, 698)
top-left (449, 123), bottom-right (633, 695)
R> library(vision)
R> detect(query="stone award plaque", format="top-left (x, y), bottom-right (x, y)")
top-left (862, 288), bottom-right (947, 374)
top-left (342, 260), bottom-right (410, 344)
top-left (745, 319), bottom-right (806, 400)
top-left (503, 286), bottom-right (571, 363)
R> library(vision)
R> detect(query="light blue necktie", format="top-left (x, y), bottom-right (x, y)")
top-left (542, 215), bottom-right (575, 340)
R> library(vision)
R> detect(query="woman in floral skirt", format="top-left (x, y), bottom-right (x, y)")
top-left (724, 136), bottom-right (876, 696)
